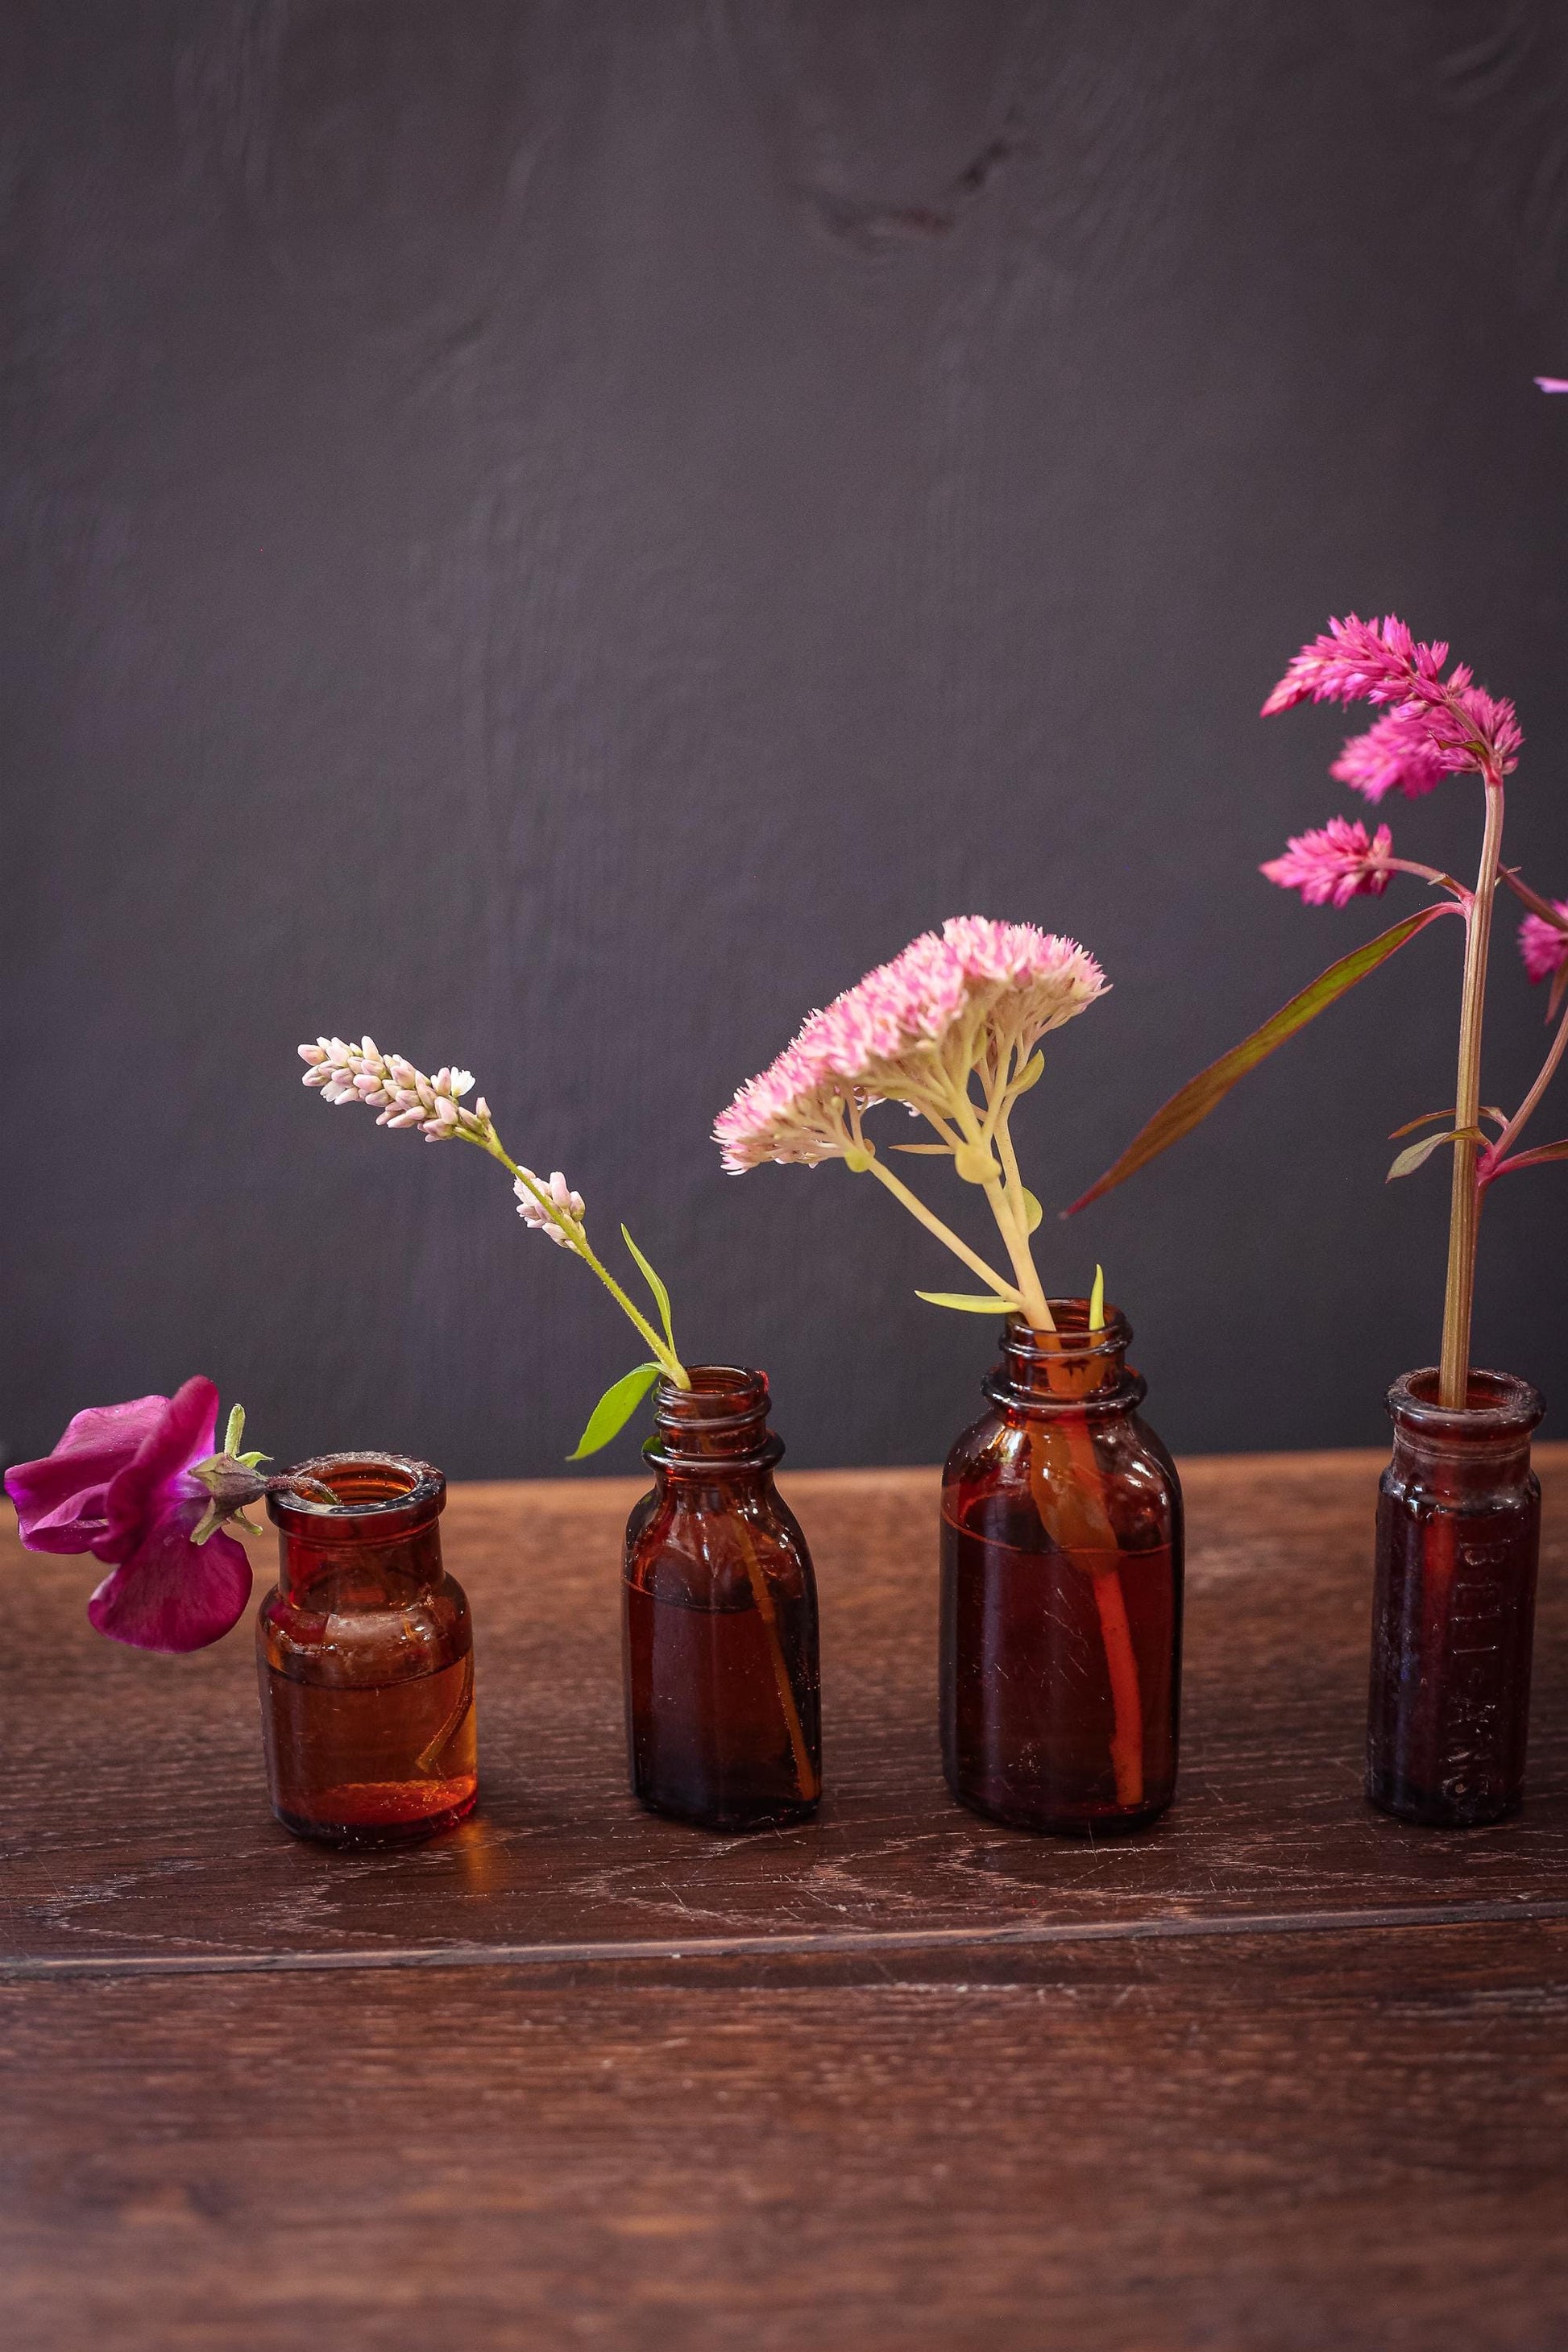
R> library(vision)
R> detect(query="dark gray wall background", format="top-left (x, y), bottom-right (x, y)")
top-left (6, 1), bottom-right (1568, 1480)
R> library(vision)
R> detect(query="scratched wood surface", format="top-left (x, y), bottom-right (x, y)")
top-left (2, 1450), bottom-right (1566, 1970)
top-left (5, 1455), bottom-right (1568, 2350)
top-left (4, 1923), bottom-right (1567, 2352)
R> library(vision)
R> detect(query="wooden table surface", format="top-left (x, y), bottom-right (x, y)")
top-left (4, 1449), bottom-right (1567, 2350)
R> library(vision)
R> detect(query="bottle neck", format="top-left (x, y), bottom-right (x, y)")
top-left (1387, 1369), bottom-right (1542, 1501)
top-left (267, 1453), bottom-right (446, 1599)
top-left (985, 1305), bottom-right (1144, 1420)
top-left (643, 1367), bottom-right (782, 1481)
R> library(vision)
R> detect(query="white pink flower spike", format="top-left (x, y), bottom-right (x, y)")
top-left (297, 1038), bottom-right (488, 1143)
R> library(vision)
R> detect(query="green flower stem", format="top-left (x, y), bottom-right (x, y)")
top-left (1484, 994), bottom-right (1568, 1180)
top-left (469, 1129), bottom-right (690, 1388)
top-left (861, 1155), bottom-right (1021, 1305)
top-left (1440, 771), bottom-right (1505, 1408)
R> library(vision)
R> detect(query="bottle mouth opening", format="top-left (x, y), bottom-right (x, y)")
top-left (1005, 1302), bottom-right (1131, 1357)
top-left (266, 1451), bottom-right (446, 1533)
top-left (653, 1365), bottom-right (769, 1431)
top-left (1388, 1369), bottom-right (1544, 1441)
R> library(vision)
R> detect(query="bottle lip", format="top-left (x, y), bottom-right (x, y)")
top-left (647, 1365), bottom-right (781, 1471)
top-left (266, 1451), bottom-right (446, 1541)
top-left (1387, 1368), bottom-right (1545, 1442)
top-left (1003, 1303), bottom-right (1132, 1359)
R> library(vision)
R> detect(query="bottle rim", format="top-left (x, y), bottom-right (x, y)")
top-left (647, 1365), bottom-right (782, 1472)
top-left (266, 1451), bottom-right (446, 1540)
top-left (1002, 1302), bottom-right (1132, 1359)
top-left (1387, 1368), bottom-right (1544, 1443)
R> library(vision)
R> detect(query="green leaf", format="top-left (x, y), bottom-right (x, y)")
top-left (915, 1289), bottom-right (1018, 1314)
top-left (1386, 1126), bottom-right (1483, 1182)
top-left (223, 1403), bottom-right (246, 1456)
top-left (1065, 905), bottom-right (1456, 1215)
top-left (890, 1143), bottom-right (952, 1155)
top-left (1089, 1263), bottom-right (1105, 1330)
top-left (620, 1224), bottom-right (675, 1350)
top-left (1016, 1187), bottom-right (1043, 1235)
top-left (1388, 1105), bottom-right (1508, 1139)
top-left (568, 1363), bottom-right (662, 1461)
top-left (1013, 1051), bottom-right (1045, 1093)
top-left (842, 1143), bottom-right (874, 1172)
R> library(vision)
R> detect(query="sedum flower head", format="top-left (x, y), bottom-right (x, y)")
top-left (299, 1037), bottom-right (493, 1143)
top-left (1260, 817), bottom-right (1394, 908)
top-left (715, 917), bottom-right (1105, 1171)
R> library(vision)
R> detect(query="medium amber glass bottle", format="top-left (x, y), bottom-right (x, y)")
top-left (259, 1453), bottom-right (477, 1845)
top-left (623, 1367), bottom-right (820, 1831)
top-left (1367, 1368), bottom-right (1543, 1828)
top-left (941, 1305), bottom-right (1183, 1836)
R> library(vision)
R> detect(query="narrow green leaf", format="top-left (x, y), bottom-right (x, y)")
top-left (1487, 1136), bottom-right (1568, 1181)
top-left (1386, 1126), bottom-right (1482, 1183)
top-left (620, 1224), bottom-right (675, 1350)
top-left (223, 1403), bottom-right (246, 1456)
top-left (890, 1143), bottom-right (953, 1155)
top-left (1065, 905), bottom-right (1456, 1215)
top-left (915, 1290), bottom-right (1018, 1314)
top-left (1089, 1264), bottom-right (1105, 1330)
top-left (567, 1363), bottom-right (662, 1461)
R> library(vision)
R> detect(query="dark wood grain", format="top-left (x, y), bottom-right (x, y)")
top-left (3, 1450), bottom-right (1567, 1971)
top-left (6, 1922), bottom-right (1567, 2352)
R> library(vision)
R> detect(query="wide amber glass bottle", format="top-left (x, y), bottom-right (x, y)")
top-left (1367, 1368), bottom-right (1543, 1827)
top-left (259, 1453), bottom-right (477, 1845)
top-left (941, 1305), bottom-right (1183, 1835)
top-left (623, 1367), bottom-right (820, 1831)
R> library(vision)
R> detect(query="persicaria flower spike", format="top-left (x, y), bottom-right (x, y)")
top-left (1263, 613), bottom-right (1521, 799)
top-left (1519, 902), bottom-right (1568, 987)
top-left (716, 917), bottom-right (1105, 1172)
top-left (1260, 817), bottom-right (1394, 908)
top-left (515, 1169), bottom-right (586, 1246)
top-left (299, 1037), bottom-right (492, 1143)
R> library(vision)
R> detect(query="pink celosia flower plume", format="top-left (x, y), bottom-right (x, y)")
top-left (715, 918), bottom-right (1106, 1172)
top-left (1519, 902), bottom-right (1568, 987)
top-left (1260, 818), bottom-right (1394, 909)
top-left (1263, 613), bottom-right (1521, 801)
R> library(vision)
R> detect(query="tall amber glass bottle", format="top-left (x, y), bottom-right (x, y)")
top-left (259, 1453), bottom-right (477, 1845)
top-left (941, 1305), bottom-right (1183, 1835)
top-left (624, 1367), bottom-right (820, 1831)
top-left (1367, 1368), bottom-right (1543, 1827)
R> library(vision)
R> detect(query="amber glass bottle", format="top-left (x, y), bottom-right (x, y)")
top-left (1367, 1368), bottom-right (1543, 1828)
top-left (941, 1305), bottom-right (1182, 1836)
top-left (259, 1453), bottom-right (477, 1846)
top-left (623, 1367), bottom-right (820, 1831)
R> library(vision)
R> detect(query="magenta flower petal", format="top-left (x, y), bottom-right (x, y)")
top-left (1520, 903), bottom-right (1568, 985)
top-left (95, 1375), bottom-right (222, 1565)
top-left (3, 1393), bottom-right (171, 1553)
top-left (1536, 378), bottom-right (1568, 392)
top-left (87, 1508), bottom-right (252, 1653)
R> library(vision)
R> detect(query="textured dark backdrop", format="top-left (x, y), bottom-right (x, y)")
top-left (5, 1), bottom-right (1568, 1479)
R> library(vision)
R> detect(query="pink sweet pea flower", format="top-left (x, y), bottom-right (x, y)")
top-left (1260, 818), bottom-right (1395, 908)
top-left (4, 1377), bottom-right (252, 1653)
top-left (1520, 902), bottom-right (1568, 986)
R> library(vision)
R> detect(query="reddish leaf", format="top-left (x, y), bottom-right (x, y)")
top-left (1485, 1138), bottom-right (1568, 1182)
top-left (1386, 1126), bottom-right (1482, 1182)
top-left (1065, 905), bottom-right (1457, 1216)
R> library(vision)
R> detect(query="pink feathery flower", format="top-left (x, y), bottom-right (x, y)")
top-left (1329, 709), bottom-right (1460, 802)
top-left (715, 918), bottom-right (1106, 1172)
top-left (1265, 612), bottom-right (1520, 794)
top-left (1520, 902), bottom-right (1568, 986)
top-left (1260, 818), bottom-right (1395, 908)
top-left (1261, 615), bottom-right (1449, 716)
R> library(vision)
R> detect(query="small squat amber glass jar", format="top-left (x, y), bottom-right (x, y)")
top-left (1367, 1368), bottom-right (1543, 1828)
top-left (259, 1453), bottom-right (477, 1846)
top-left (941, 1305), bottom-right (1183, 1836)
top-left (623, 1367), bottom-right (820, 1832)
